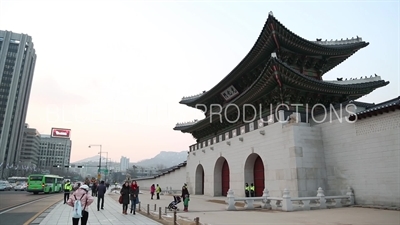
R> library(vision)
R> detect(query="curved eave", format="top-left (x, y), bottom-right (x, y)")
top-left (276, 59), bottom-right (389, 95)
top-left (180, 13), bottom-right (368, 107)
top-left (180, 58), bottom-right (389, 133)
top-left (173, 125), bottom-right (196, 131)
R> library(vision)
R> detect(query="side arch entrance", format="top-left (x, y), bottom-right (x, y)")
top-left (244, 154), bottom-right (265, 197)
top-left (213, 157), bottom-right (230, 196)
top-left (195, 164), bottom-right (204, 195)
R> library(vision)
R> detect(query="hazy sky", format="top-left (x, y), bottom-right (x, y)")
top-left (1, 0), bottom-right (398, 163)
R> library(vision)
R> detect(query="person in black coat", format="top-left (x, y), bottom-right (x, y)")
top-left (181, 185), bottom-right (190, 211)
top-left (120, 181), bottom-right (130, 214)
top-left (97, 180), bottom-right (107, 211)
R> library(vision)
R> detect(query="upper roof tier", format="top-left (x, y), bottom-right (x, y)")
top-left (180, 11), bottom-right (368, 108)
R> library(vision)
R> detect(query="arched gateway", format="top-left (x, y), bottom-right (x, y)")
top-left (213, 157), bottom-right (230, 196)
top-left (244, 154), bottom-right (265, 197)
top-left (195, 164), bottom-right (204, 195)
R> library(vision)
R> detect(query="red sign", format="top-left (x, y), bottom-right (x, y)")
top-left (51, 128), bottom-right (71, 138)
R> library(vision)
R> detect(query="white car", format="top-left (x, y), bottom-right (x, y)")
top-left (14, 184), bottom-right (27, 191)
top-left (0, 181), bottom-right (12, 191)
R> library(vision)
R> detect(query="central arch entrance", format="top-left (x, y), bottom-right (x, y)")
top-left (244, 153), bottom-right (265, 197)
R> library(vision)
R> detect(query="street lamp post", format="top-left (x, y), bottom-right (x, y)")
top-left (101, 152), bottom-right (109, 182)
top-left (88, 144), bottom-right (102, 180)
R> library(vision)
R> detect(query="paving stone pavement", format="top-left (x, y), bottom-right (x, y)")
top-left (34, 193), bottom-right (161, 225)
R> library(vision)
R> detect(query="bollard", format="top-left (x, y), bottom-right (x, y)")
top-left (154, 204), bottom-right (157, 211)
top-left (165, 206), bottom-right (167, 215)
top-left (173, 210), bottom-right (177, 225)
top-left (147, 204), bottom-right (150, 215)
top-left (194, 217), bottom-right (200, 225)
top-left (159, 207), bottom-right (162, 219)
top-left (138, 202), bottom-right (141, 211)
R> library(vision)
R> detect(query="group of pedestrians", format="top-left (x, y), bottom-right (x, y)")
top-left (120, 180), bottom-right (140, 214)
top-left (63, 180), bottom-right (108, 225)
top-left (150, 183), bottom-right (162, 200)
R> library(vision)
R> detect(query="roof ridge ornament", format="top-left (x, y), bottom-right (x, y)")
top-left (271, 52), bottom-right (277, 58)
top-left (313, 35), bottom-right (364, 46)
top-left (181, 91), bottom-right (206, 100)
top-left (269, 11), bottom-right (274, 16)
top-left (175, 120), bottom-right (199, 127)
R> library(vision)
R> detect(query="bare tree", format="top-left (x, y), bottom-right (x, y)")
top-left (155, 164), bottom-right (167, 172)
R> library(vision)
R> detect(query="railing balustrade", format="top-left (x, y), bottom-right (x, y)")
top-left (226, 186), bottom-right (355, 212)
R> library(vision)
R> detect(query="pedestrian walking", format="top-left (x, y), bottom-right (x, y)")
top-left (120, 181), bottom-right (130, 214)
top-left (150, 184), bottom-right (155, 199)
top-left (67, 184), bottom-right (94, 225)
top-left (183, 194), bottom-right (190, 212)
top-left (130, 181), bottom-right (139, 214)
top-left (181, 185), bottom-right (190, 211)
top-left (97, 180), bottom-right (107, 211)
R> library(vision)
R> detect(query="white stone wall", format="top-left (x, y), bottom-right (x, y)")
top-left (136, 166), bottom-right (187, 193)
top-left (317, 110), bottom-right (400, 207)
top-left (186, 120), bottom-right (332, 198)
top-left (292, 124), bottom-right (327, 197)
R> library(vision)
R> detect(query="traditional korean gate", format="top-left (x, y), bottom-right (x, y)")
top-left (253, 156), bottom-right (265, 197)
top-left (221, 160), bottom-right (230, 196)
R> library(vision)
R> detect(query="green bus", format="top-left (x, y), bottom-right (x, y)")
top-left (27, 174), bottom-right (64, 194)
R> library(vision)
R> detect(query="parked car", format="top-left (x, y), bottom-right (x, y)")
top-left (14, 184), bottom-right (27, 191)
top-left (0, 181), bottom-right (12, 191)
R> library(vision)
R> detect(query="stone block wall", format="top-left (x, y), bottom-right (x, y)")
top-left (318, 110), bottom-right (400, 206)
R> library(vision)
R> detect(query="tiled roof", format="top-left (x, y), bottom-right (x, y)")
top-left (349, 96), bottom-right (400, 121)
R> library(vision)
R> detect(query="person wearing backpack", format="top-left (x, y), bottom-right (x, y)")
top-left (67, 184), bottom-right (94, 225)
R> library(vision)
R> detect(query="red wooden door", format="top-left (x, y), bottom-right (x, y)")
top-left (221, 160), bottom-right (230, 196)
top-left (201, 169), bottom-right (204, 194)
top-left (253, 156), bottom-right (265, 197)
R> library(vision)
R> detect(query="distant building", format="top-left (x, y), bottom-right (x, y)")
top-left (120, 156), bottom-right (129, 172)
top-left (132, 165), bottom-right (158, 177)
top-left (20, 124), bottom-right (40, 167)
top-left (38, 134), bottom-right (72, 171)
top-left (0, 31), bottom-right (37, 174)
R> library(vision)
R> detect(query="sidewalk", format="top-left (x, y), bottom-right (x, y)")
top-left (32, 190), bottom-right (400, 225)
top-left (36, 193), bottom-right (161, 225)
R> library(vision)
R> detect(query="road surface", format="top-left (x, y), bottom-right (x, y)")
top-left (0, 191), bottom-right (63, 225)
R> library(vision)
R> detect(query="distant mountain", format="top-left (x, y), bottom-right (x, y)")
top-left (73, 155), bottom-right (107, 164)
top-left (73, 151), bottom-right (188, 168)
top-left (133, 151), bottom-right (187, 168)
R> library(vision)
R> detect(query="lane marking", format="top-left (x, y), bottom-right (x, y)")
top-left (23, 200), bottom-right (62, 225)
top-left (0, 195), bottom-right (57, 214)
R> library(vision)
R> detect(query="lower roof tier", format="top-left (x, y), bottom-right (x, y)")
top-left (174, 57), bottom-right (389, 139)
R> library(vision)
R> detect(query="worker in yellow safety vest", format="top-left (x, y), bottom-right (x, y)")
top-left (244, 183), bottom-right (250, 197)
top-left (63, 180), bottom-right (73, 204)
top-left (250, 183), bottom-right (255, 197)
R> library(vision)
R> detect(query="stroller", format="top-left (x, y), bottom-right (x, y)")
top-left (168, 196), bottom-right (181, 211)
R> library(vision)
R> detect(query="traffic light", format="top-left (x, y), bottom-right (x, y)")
top-left (77, 166), bottom-right (84, 168)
